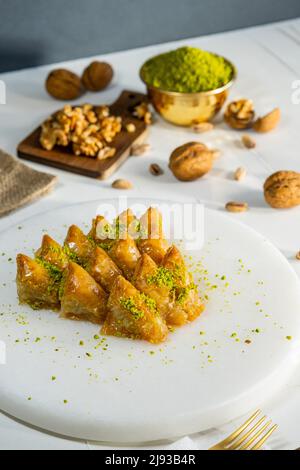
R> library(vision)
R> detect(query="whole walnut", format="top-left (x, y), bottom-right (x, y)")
top-left (46, 69), bottom-right (84, 101)
top-left (264, 171), bottom-right (300, 209)
top-left (169, 142), bottom-right (215, 182)
top-left (82, 61), bottom-right (114, 92)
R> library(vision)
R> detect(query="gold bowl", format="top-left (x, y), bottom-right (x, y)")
top-left (140, 56), bottom-right (237, 127)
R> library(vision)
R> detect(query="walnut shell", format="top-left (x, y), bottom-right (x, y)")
top-left (82, 61), bottom-right (113, 92)
top-left (253, 108), bottom-right (280, 133)
top-left (46, 69), bottom-right (84, 101)
top-left (264, 171), bottom-right (300, 209)
top-left (169, 142), bottom-right (214, 182)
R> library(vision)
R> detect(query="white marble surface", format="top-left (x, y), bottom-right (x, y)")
top-left (0, 18), bottom-right (300, 450)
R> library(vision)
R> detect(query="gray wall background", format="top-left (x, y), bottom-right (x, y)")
top-left (0, 0), bottom-right (300, 72)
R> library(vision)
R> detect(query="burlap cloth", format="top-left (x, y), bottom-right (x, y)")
top-left (0, 149), bottom-right (57, 217)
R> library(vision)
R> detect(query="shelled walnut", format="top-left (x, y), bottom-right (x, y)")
top-left (169, 142), bottom-right (215, 182)
top-left (224, 99), bottom-right (255, 130)
top-left (46, 69), bottom-right (84, 101)
top-left (133, 102), bottom-right (153, 125)
top-left (40, 104), bottom-right (122, 158)
top-left (264, 171), bottom-right (300, 209)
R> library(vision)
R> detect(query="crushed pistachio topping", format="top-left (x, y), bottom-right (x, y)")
top-left (176, 283), bottom-right (197, 304)
top-left (62, 245), bottom-right (81, 264)
top-left (36, 257), bottom-right (63, 292)
top-left (147, 265), bottom-right (183, 290)
top-left (139, 293), bottom-right (157, 312)
top-left (96, 240), bottom-right (115, 252)
top-left (120, 297), bottom-right (145, 320)
top-left (147, 267), bottom-right (175, 289)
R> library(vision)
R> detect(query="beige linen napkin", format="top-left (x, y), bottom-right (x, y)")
top-left (0, 149), bottom-right (57, 217)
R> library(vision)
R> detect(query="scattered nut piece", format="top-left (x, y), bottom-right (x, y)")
top-left (97, 147), bottom-right (116, 160)
top-left (296, 252), bottom-right (300, 261)
top-left (253, 108), bottom-right (281, 133)
top-left (192, 122), bottom-right (214, 133)
top-left (82, 61), bottom-right (114, 92)
top-left (225, 202), bottom-right (248, 213)
top-left (112, 179), bottom-right (133, 190)
top-left (224, 99), bottom-right (255, 130)
top-left (169, 142), bottom-right (215, 182)
top-left (264, 171), bottom-right (300, 208)
top-left (126, 123), bottom-right (136, 133)
top-left (149, 163), bottom-right (164, 176)
top-left (133, 102), bottom-right (153, 125)
top-left (131, 143), bottom-right (151, 156)
top-left (245, 339), bottom-right (252, 345)
top-left (46, 69), bottom-right (84, 101)
top-left (242, 134), bottom-right (256, 149)
top-left (234, 167), bottom-right (247, 182)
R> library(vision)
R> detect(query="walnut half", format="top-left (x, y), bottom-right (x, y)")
top-left (224, 99), bottom-right (255, 130)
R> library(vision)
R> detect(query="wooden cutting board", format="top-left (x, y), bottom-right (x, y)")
top-left (17, 90), bottom-right (149, 179)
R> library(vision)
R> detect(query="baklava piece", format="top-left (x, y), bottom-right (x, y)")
top-left (162, 245), bottom-right (204, 322)
top-left (109, 237), bottom-right (141, 280)
top-left (85, 246), bottom-right (122, 293)
top-left (101, 275), bottom-right (168, 343)
top-left (64, 225), bottom-right (94, 266)
top-left (138, 208), bottom-right (169, 264)
top-left (88, 215), bottom-right (115, 252)
top-left (60, 262), bottom-right (107, 324)
top-left (16, 254), bottom-right (61, 310)
top-left (35, 235), bottom-right (69, 271)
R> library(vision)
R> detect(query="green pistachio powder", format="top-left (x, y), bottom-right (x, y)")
top-left (142, 46), bottom-right (233, 93)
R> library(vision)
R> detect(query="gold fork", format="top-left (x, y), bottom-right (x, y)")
top-left (210, 410), bottom-right (278, 450)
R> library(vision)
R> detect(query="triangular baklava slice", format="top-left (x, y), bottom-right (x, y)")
top-left (134, 254), bottom-right (189, 326)
top-left (60, 262), bottom-right (107, 324)
top-left (115, 209), bottom-right (139, 240)
top-left (162, 245), bottom-right (204, 322)
top-left (101, 275), bottom-right (168, 343)
top-left (64, 225), bottom-right (94, 266)
top-left (138, 208), bottom-right (169, 264)
top-left (35, 235), bottom-right (69, 271)
top-left (109, 237), bottom-right (141, 280)
top-left (88, 215), bottom-right (115, 252)
top-left (85, 246), bottom-right (122, 293)
top-left (16, 254), bottom-right (61, 310)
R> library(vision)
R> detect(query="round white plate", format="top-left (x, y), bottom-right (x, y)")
top-left (0, 198), bottom-right (300, 443)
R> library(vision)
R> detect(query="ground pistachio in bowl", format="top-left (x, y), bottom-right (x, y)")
top-left (141, 46), bottom-right (234, 93)
top-left (140, 47), bottom-right (236, 126)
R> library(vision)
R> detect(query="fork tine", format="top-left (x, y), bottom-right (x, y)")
top-left (250, 424), bottom-right (278, 450)
top-left (227, 416), bottom-right (267, 450)
top-left (222, 410), bottom-right (261, 445)
top-left (239, 420), bottom-right (273, 450)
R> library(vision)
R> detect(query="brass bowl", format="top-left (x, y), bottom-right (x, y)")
top-left (140, 56), bottom-right (237, 127)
